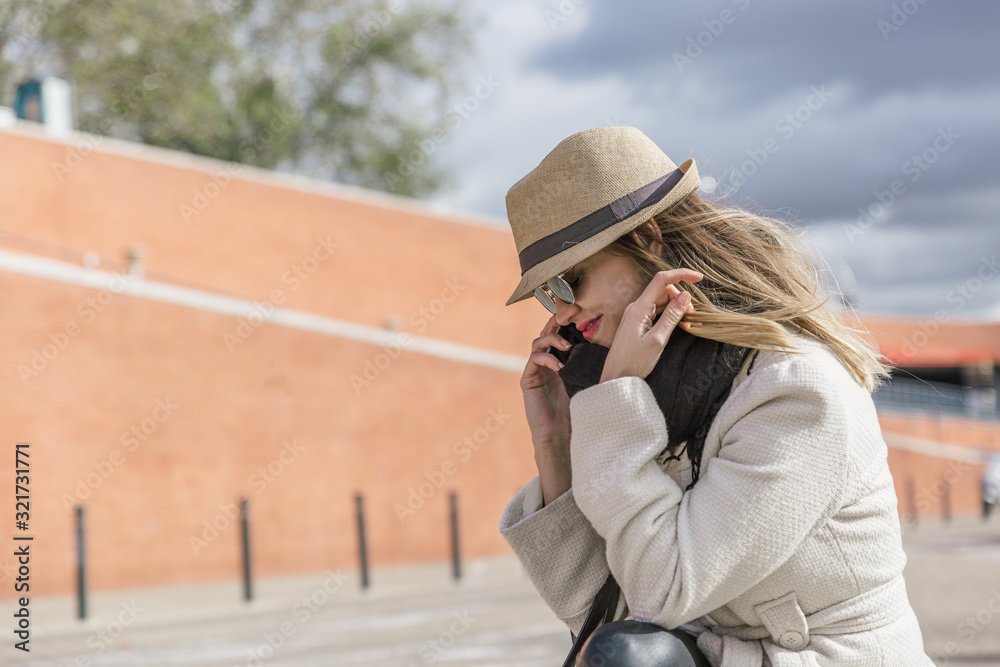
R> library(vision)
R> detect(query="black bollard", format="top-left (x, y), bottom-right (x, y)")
top-left (240, 497), bottom-right (252, 602)
top-left (356, 493), bottom-right (369, 589)
top-left (75, 505), bottom-right (87, 620)
top-left (449, 492), bottom-right (461, 581)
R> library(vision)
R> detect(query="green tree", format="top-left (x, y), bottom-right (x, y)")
top-left (0, 0), bottom-right (479, 197)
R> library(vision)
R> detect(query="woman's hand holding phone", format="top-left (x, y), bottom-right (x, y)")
top-left (520, 315), bottom-right (576, 506)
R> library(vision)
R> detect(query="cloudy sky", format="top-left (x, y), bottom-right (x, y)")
top-left (424, 0), bottom-right (1000, 321)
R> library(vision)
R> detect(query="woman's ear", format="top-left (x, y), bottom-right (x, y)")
top-left (643, 219), bottom-right (663, 255)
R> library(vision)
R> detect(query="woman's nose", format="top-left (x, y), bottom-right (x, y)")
top-left (554, 299), bottom-right (579, 327)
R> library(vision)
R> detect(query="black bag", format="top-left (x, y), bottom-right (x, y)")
top-left (559, 574), bottom-right (713, 667)
top-left (562, 572), bottom-right (622, 667)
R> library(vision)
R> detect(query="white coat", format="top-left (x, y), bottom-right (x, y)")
top-left (499, 329), bottom-right (934, 666)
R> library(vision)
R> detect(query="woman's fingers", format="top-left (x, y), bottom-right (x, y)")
top-left (523, 316), bottom-right (568, 373)
top-left (652, 291), bottom-right (692, 337)
top-left (533, 315), bottom-right (573, 354)
top-left (635, 269), bottom-right (702, 315)
top-left (529, 349), bottom-right (564, 372)
top-left (678, 296), bottom-right (700, 330)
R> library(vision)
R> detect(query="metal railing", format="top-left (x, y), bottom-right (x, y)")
top-left (873, 377), bottom-right (999, 421)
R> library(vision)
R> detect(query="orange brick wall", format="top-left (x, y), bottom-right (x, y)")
top-left (0, 126), bottom-right (544, 597)
top-left (2, 271), bottom-right (550, 594)
top-left (879, 413), bottom-right (1000, 524)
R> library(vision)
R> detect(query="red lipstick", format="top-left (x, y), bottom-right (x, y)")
top-left (580, 316), bottom-right (601, 341)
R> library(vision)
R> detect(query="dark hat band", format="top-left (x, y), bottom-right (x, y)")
top-left (517, 166), bottom-right (686, 275)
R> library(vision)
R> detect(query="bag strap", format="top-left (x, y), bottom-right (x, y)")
top-left (562, 572), bottom-right (621, 667)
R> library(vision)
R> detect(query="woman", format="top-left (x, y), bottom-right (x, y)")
top-left (498, 126), bottom-right (933, 666)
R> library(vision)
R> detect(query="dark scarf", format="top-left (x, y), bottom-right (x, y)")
top-left (557, 326), bottom-right (754, 490)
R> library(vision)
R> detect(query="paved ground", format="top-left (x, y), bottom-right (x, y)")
top-left (2, 514), bottom-right (999, 666)
top-left (900, 515), bottom-right (1000, 666)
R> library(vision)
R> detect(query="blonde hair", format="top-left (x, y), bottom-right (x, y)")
top-left (605, 192), bottom-right (893, 393)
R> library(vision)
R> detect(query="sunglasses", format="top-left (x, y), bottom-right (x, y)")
top-left (533, 273), bottom-right (576, 314)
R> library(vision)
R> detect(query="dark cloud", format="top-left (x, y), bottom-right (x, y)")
top-left (807, 221), bottom-right (1000, 317)
top-left (529, 2), bottom-right (1000, 221)
top-left (699, 119), bottom-right (999, 223)
top-left (532, 0), bottom-right (1000, 103)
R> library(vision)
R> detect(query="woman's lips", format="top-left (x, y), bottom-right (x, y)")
top-left (580, 315), bottom-right (601, 341)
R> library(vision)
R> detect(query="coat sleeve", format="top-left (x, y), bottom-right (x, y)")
top-left (568, 353), bottom-right (850, 630)
top-left (499, 475), bottom-right (627, 635)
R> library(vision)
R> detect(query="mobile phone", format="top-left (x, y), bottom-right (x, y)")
top-left (547, 323), bottom-right (587, 364)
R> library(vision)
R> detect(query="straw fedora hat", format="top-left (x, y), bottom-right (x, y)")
top-left (504, 126), bottom-right (700, 307)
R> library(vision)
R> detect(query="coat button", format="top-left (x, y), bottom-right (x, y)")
top-left (778, 631), bottom-right (804, 649)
